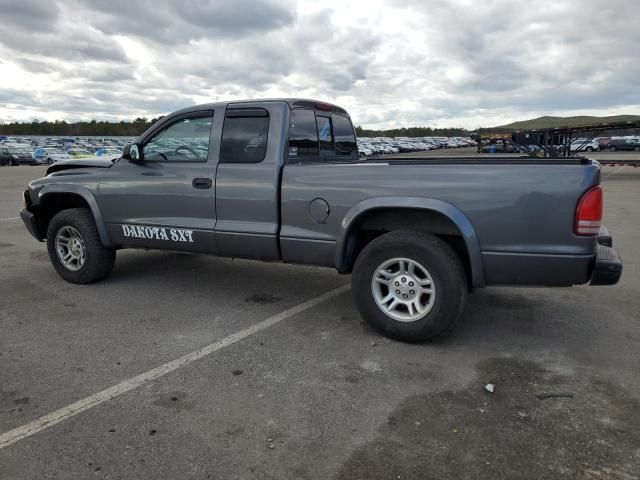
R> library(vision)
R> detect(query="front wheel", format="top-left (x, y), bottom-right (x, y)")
top-left (352, 231), bottom-right (467, 342)
top-left (46, 208), bottom-right (116, 284)
top-left (609, 146), bottom-right (617, 152)
top-left (586, 147), bottom-right (594, 152)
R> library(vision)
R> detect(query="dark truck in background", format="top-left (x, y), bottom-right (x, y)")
top-left (20, 99), bottom-right (622, 342)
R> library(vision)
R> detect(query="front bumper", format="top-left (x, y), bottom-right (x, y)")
top-left (20, 208), bottom-right (45, 241)
top-left (590, 227), bottom-right (622, 286)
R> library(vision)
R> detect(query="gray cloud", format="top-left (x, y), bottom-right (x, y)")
top-left (0, 24), bottom-right (128, 64)
top-left (0, 0), bottom-right (639, 127)
top-left (76, 0), bottom-right (296, 44)
top-left (0, 0), bottom-right (60, 31)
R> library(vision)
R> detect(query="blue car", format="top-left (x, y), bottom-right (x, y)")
top-left (95, 147), bottom-right (123, 158)
top-left (32, 147), bottom-right (71, 165)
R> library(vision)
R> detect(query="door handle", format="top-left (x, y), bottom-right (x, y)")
top-left (192, 178), bottom-right (212, 189)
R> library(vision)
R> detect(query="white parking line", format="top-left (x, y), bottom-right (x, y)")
top-left (0, 217), bottom-right (19, 221)
top-left (0, 283), bottom-right (351, 450)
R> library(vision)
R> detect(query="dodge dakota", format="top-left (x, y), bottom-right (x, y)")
top-left (20, 99), bottom-right (623, 341)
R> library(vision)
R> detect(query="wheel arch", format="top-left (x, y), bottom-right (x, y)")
top-left (35, 185), bottom-right (114, 247)
top-left (335, 197), bottom-right (485, 287)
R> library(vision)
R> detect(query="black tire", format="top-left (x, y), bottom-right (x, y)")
top-left (47, 158), bottom-right (53, 165)
top-left (609, 146), bottom-right (616, 152)
top-left (352, 231), bottom-right (467, 342)
top-left (586, 147), bottom-right (594, 152)
top-left (46, 208), bottom-right (115, 284)
top-left (634, 146), bottom-right (640, 152)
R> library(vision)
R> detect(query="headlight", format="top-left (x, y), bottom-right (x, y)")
top-left (12, 155), bottom-right (18, 159)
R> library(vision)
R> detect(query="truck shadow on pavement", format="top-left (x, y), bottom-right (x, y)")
top-left (335, 357), bottom-right (640, 480)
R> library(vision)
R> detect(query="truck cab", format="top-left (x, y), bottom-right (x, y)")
top-left (88, 99), bottom-right (357, 261)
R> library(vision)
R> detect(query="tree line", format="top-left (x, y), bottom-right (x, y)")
top-left (0, 117), bottom-right (164, 137)
top-left (355, 125), bottom-right (471, 137)
top-left (0, 118), bottom-right (473, 138)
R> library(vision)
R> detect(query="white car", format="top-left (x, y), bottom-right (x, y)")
top-left (568, 139), bottom-right (599, 152)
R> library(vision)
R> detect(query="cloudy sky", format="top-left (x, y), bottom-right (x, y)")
top-left (0, 0), bottom-right (638, 129)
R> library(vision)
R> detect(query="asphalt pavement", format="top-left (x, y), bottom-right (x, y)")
top-left (0, 161), bottom-right (638, 479)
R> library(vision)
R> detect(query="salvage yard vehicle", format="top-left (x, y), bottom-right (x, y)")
top-left (20, 99), bottom-right (623, 342)
top-left (66, 148), bottom-right (95, 159)
top-left (569, 139), bottom-right (600, 152)
top-left (95, 147), bottom-right (123, 157)
top-left (0, 145), bottom-right (35, 166)
top-left (32, 147), bottom-right (71, 165)
top-left (607, 138), bottom-right (640, 152)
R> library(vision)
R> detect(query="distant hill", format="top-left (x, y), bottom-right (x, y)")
top-left (492, 115), bottom-right (640, 131)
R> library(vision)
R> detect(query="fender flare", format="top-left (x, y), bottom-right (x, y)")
top-left (335, 196), bottom-right (485, 287)
top-left (36, 184), bottom-right (115, 248)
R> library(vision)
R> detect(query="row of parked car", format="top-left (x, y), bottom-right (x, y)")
top-left (0, 136), bottom-right (131, 166)
top-left (481, 136), bottom-right (640, 154)
top-left (2, 134), bottom-right (478, 164)
top-left (551, 137), bottom-right (640, 153)
top-left (593, 136), bottom-right (640, 151)
top-left (357, 136), bottom-right (475, 155)
top-left (3, 133), bottom-right (636, 166)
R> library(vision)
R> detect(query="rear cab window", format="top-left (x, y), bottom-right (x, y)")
top-left (316, 115), bottom-right (334, 156)
top-left (332, 114), bottom-right (357, 157)
top-left (288, 108), bottom-right (357, 163)
top-left (289, 109), bottom-right (319, 157)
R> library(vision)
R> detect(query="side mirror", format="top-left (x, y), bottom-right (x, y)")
top-left (122, 143), bottom-right (143, 163)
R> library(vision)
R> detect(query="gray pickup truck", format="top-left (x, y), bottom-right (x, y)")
top-left (20, 98), bottom-right (622, 341)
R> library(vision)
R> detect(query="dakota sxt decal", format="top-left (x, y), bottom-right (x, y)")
top-left (121, 225), bottom-right (194, 243)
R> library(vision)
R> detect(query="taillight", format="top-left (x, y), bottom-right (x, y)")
top-left (575, 185), bottom-right (602, 235)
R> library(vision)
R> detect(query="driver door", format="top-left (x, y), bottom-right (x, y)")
top-left (99, 110), bottom-right (219, 254)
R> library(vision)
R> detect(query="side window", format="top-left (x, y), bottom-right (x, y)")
top-left (143, 113), bottom-right (213, 162)
top-left (220, 109), bottom-right (269, 164)
top-left (316, 115), bottom-right (334, 156)
top-left (332, 114), bottom-right (357, 158)
top-left (288, 109), bottom-right (318, 157)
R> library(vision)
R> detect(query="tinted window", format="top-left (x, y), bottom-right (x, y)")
top-left (288, 109), bottom-right (318, 157)
top-left (332, 114), bottom-right (357, 157)
top-left (220, 111), bottom-right (269, 164)
top-left (143, 113), bottom-right (213, 162)
top-left (316, 116), bottom-right (334, 156)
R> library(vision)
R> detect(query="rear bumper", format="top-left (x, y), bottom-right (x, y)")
top-left (481, 226), bottom-right (622, 287)
top-left (590, 241), bottom-right (622, 286)
top-left (20, 208), bottom-right (45, 241)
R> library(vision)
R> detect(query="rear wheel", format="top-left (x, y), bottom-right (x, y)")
top-left (586, 147), bottom-right (594, 152)
top-left (47, 158), bottom-right (53, 165)
top-left (46, 208), bottom-right (115, 284)
top-left (609, 146), bottom-right (617, 152)
top-left (352, 231), bottom-right (467, 342)
top-left (634, 146), bottom-right (640, 152)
